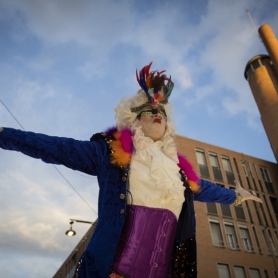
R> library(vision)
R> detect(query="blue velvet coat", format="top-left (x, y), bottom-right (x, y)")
top-left (0, 128), bottom-right (236, 277)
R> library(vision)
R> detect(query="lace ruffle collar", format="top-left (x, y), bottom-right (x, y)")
top-left (102, 127), bottom-right (200, 192)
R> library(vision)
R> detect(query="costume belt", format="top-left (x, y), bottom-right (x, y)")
top-left (112, 204), bottom-right (178, 278)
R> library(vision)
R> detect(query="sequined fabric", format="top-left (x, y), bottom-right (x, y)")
top-left (171, 237), bottom-right (197, 278)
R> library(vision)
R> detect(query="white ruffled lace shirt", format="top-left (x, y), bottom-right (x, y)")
top-left (128, 127), bottom-right (185, 219)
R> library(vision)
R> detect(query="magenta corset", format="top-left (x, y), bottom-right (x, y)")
top-left (112, 204), bottom-right (178, 278)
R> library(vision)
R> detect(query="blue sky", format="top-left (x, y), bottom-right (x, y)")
top-left (0, 0), bottom-right (278, 277)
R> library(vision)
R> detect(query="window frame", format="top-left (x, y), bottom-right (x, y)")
top-left (196, 148), bottom-right (210, 178)
top-left (209, 152), bottom-right (223, 181)
top-left (239, 225), bottom-right (254, 252)
top-left (222, 155), bottom-right (235, 184)
top-left (209, 218), bottom-right (225, 247)
top-left (224, 221), bottom-right (239, 250)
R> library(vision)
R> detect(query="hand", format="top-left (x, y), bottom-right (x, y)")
top-left (235, 180), bottom-right (262, 203)
top-left (0, 127), bottom-right (2, 132)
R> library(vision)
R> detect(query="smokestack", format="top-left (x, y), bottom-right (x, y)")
top-left (244, 24), bottom-right (278, 162)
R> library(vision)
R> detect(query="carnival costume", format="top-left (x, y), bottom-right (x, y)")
top-left (0, 63), bottom-right (258, 278)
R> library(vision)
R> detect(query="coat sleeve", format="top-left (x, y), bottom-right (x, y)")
top-left (193, 179), bottom-right (236, 205)
top-left (0, 127), bottom-right (108, 176)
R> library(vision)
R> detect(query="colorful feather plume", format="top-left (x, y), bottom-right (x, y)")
top-left (136, 62), bottom-right (174, 104)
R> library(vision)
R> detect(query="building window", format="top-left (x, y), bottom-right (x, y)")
top-left (209, 152), bottom-right (223, 181)
top-left (196, 148), bottom-right (210, 178)
top-left (217, 263), bottom-right (231, 278)
top-left (246, 176), bottom-right (252, 189)
top-left (245, 201), bottom-right (253, 223)
top-left (239, 225), bottom-right (254, 252)
top-left (260, 167), bottom-right (275, 194)
top-left (258, 195), bottom-right (269, 227)
top-left (248, 162), bottom-right (254, 178)
top-left (222, 156), bottom-right (235, 184)
top-left (253, 201), bottom-right (263, 225)
top-left (262, 228), bottom-right (271, 254)
top-left (270, 197), bottom-right (278, 222)
top-left (254, 164), bottom-right (264, 191)
top-left (209, 219), bottom-right (224, 247)
top-left (207, 202), bottom-right (218, 214)
top-left (221, 204), bottom-right (232, 218)
top-left (233, 158), bottom-right (243, 185)
top-left (242, 162), bottom-right (254, 190)
top-left (258, 180), bottom-right (263, 191)
top-left (224, 222), bottom-right (239, 249)
top-left (242, 162), bottom-right (258, 190)
top-left (234, 266), bottom-right (246, 278)
top-left (267, 230), bottom-right (277, 256)
top-left (263, 195), bottom-right (275, 227)
top-left (275, 231), bottom-right (278, 243)
top-left (234, 204), bottom-right (246, 221)
top-left (242, 163), bottom-right (248, 176)
top-left (252, 227), bottom-right (262, 253)
top-left (249, 268), bottom-right (261, 278)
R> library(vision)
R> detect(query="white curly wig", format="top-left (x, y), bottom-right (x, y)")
top-left (114, 89), bottom-right (177, 160)
top-left (115, 89), bottom-right (174, 130)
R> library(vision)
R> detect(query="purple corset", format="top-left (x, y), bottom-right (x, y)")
top-left (112, 204), bottom-right (178, 278)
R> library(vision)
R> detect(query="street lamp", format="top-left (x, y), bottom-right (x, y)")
top-left (65, 221), bottom-right (76, 236)
top-left (65, 219), bottom-right (95, 237)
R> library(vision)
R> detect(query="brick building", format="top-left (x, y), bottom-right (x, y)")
top-left (176, 135), bottom-right (278, 278)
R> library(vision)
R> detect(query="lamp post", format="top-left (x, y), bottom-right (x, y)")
top-left (65, 219), bottom-right (96, 236)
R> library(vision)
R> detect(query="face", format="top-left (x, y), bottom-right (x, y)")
top-left (138, 108), bottom-right (167, 141)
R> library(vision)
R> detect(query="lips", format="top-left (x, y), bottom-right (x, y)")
top-left (153, 119), bottom-right (161, 124)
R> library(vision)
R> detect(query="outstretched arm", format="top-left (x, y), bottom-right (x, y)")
top-left (0, 127), bottom-right (108, 176)
top-left (194, 179), bottom-right (262, 205)
top-left (194, 179), bottom-right (236, 204)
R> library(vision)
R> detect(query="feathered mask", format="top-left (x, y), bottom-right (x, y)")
top-left (131, 62), bottom-right (174, 115)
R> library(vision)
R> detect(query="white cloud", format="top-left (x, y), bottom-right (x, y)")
top-left (2, 0), bottom-right (134, 46)
top-left (174, 65), bottom-right (194, 90)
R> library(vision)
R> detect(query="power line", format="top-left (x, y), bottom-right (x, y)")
top-left (52, 165), bottom-right (96, 213)
top-left (0, 99), bottom-right (25, 130)
top-left (0, 98), bottom-right (97, 214)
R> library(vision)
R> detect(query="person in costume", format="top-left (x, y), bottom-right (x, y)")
top-left (0, 62), bottom-right (262, 278)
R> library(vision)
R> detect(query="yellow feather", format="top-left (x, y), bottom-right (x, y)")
top-left (110, 132), bottom-right (131, 167)
top-left (188, 180), bottom-right (201, 192)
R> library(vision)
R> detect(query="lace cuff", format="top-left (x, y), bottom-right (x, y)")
top-left (233, 190), bottom-right (243, 206)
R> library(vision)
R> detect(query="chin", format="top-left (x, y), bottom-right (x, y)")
top-left (149, 132), bottom-right (165, 141)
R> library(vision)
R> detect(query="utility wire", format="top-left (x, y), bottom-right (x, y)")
top-left (0, 98), bottom-right (97, 214)
top-left (52, 165), bottom-right (96, 213)
top-left (0, 99), bottom-right (25, 130)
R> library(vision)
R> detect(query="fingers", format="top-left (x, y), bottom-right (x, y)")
top-left (234, 180), bottom-right (242, 190)
top-left (241, 195), bottom-right (263, 203)
top-left (239, 190), bottom-right (263, 203)
top-left (249, 196), bottom-right (263, 203)
top-left (234, 180), bottom-right (263, 204)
